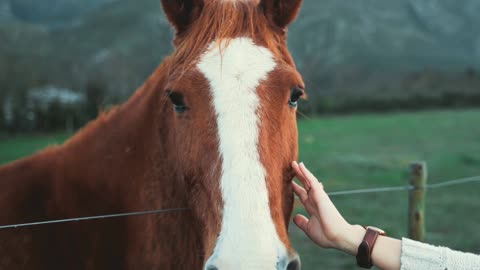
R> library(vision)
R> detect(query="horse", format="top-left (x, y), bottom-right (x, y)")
top-left (0, 0), bottom-right (306, 269)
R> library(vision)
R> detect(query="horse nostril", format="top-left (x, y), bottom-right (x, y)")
top-left (206, 265), bottom-right (218, 270)
top-left (286, 257), bottom-right (301, 270)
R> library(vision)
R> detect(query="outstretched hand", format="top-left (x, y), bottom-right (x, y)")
top-left (291, 161), bottom-right (365, 255)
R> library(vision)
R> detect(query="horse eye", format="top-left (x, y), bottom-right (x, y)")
top-left (168, 92), bottom-right (189, 113)
top-left (288, 87), bottom-right (304, 108)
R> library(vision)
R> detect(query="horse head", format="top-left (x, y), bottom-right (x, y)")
top-left (159, 0), bottom-right (305, 269)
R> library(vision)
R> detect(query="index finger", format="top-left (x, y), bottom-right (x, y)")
top-left (298, 162), bottom-right (320, 190)
top-left (292, 161), bottom-right (311, 191)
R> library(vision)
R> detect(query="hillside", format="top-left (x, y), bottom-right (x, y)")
top-left (1, 0), bottom-right (480, 129)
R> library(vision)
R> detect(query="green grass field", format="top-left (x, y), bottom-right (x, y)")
top-left (1, 109), bottom-right (480, 269)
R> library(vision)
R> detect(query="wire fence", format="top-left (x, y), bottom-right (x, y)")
top-left (327, 175), bottom-right (480, 197)
top-left (0, 208), bottom-right (190, 230)
top-left (329, 163), bottom-right (480, 241)
top-left (0, 169), bottom-right (479, 231)
top-left (327, 185), bottom-right (412, 197)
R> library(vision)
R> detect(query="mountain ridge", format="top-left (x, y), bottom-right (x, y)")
top-left (1, 0), bottom-right (479, 116)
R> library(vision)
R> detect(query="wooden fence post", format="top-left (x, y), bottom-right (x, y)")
top-left (408, 162), bottom-right (427, 241)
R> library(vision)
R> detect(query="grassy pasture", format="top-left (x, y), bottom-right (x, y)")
top-left (1, 109), bottom-right (479, 269)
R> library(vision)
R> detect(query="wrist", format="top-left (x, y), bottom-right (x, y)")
top-left (338, 224), bottom-right (366, 256)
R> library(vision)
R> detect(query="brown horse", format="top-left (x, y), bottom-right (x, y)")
top-left (0, 0), bottom-right (305, 269)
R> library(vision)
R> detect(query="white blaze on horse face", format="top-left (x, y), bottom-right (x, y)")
top-left (198, 37), bottom-right (288, 269)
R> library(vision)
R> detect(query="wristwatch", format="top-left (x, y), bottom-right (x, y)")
top-left (356, 226), bottom-right (386, 269)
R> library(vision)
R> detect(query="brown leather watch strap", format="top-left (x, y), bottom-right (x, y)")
top-left (356, 227), bottom-right (386, 269)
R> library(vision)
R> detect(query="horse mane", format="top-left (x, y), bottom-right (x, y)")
top-left (168, 1), bottom-right (286, 76)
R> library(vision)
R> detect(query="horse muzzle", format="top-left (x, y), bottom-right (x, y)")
top-left (204, 252), bottom-right (301, 270)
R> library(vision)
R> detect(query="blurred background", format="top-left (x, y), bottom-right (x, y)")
top-left (2, 0), bottom-right (480, 132)
top-left (0, 0), bottom-right (479, 269)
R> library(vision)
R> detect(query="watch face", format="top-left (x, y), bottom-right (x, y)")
top-left (366, 226), bottom-right (386, 235)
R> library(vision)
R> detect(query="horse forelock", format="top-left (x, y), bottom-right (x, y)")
top-left (167, 0), bottom-right (289, 78)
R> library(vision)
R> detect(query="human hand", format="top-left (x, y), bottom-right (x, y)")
top-left (291, 161), bottom-right (365, 255)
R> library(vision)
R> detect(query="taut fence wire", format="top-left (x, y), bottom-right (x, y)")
top-left (425, 175), bottom-right (480, 189)
top-left (0, 208), bottom-right (189, 230)
top-left (327, 185), bottom-right (412, 197)
top-left (327, 175), bottom-right (480, 197)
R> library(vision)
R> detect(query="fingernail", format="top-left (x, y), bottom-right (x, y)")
top-left (299, 162), bottom-right (304, 167)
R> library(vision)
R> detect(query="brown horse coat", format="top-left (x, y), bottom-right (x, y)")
top-left (0, 0), bottom-right (305, 269)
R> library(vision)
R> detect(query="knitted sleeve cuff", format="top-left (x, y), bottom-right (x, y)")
top-left (400, 237), bottom-right (447, 270)
top-left (401, 238), bottom-right (480, 270)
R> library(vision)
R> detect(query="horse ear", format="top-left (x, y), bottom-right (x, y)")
top-left (161, 0), bottom-right (204, 34)
top-left (261, 0), bottom-right (302, 29)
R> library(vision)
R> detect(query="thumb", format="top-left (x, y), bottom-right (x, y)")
top-left (293, 214), bottom-right (309, 233)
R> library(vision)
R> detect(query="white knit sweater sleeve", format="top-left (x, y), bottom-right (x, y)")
top-left (400, 237), bottom-right (480, 270)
